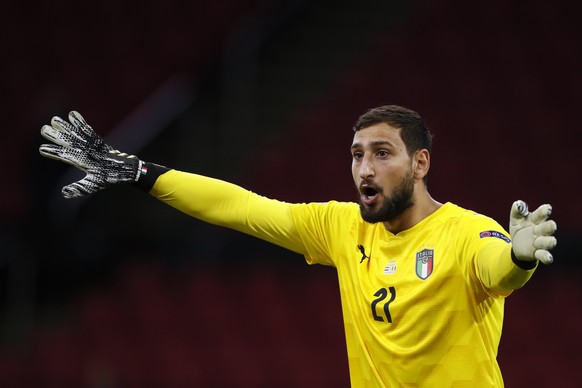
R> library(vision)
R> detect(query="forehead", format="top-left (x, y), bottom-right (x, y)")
top-left (351, 122), bottom-right (403, 148)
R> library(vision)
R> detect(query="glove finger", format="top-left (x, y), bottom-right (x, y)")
top-left (529, 204), bottom-right (552, 224)
top-left (39, 144), bottom-right (82, 168)
top-left (51, 115), bottom-right (75, 133)
top-left (510, 200), bottom-right (529, 223)
top-left (39, 143), bottom-right (65, 160)
top-left (534, 235), bottom-right (557, 250)
top-left (534, 250), bottom-right (553, 265)
top-left (69, 111), bottom-right (95, 138)
top-left (533, 220), bottom-right (557, 236)
top-left (40, 143), bottom-right (91, 170)
top-left (40, 124), bottom-right (76, 147)
top-left (51, 115), bottom-right (87, 143)
top-left (62, 182), bottom-right (87, 199)
top-left (62, 176), bottom-right (102, 199)
top-left (69, 111), bottom-right (113, 153)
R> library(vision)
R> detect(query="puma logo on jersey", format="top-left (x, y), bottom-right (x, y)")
top-left (358, 245), bottom-right (370, 263)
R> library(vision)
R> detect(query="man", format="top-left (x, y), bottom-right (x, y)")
top-left (39, 105), bottom-right (557, 387)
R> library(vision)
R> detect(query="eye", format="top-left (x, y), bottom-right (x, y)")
top-left (352, 151), bottom-right (363, 161)
top-left (377, 150), bottom-right (390, 158)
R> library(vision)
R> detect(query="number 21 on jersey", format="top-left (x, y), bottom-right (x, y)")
top-left (371, 287), bottom-right (396, 323)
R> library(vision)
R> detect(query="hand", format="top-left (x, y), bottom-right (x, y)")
top-left (39, 111), bottom-right (145, 199)
top-left (509, 200), bottom-right (557, 264)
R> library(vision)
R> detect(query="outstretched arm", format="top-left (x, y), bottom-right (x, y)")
top-left (475, 200), bottom-right (557, 294)
top-left (149, 170), bottom-right (306, 253)
top-left (39, 111), bottom-right (307, 254)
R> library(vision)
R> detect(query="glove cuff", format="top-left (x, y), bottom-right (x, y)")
top-left (133, 161), bottom-right (170, 192)
top-left (511, 249), bottom-right (538, 270)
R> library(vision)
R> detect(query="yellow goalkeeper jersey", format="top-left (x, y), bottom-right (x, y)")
top-left (151, 170), bottom-right (536, 388)
top-left (291, 200), bottom-right (528, 387)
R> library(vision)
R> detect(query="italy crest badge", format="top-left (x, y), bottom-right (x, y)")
top-left (416, 249), bottom-right (434, 280)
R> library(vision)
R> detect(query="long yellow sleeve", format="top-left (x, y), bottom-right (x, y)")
top-left (149, 169), bottom-right (307, 254)
top-left (475, 243), bottom-right (537, 294)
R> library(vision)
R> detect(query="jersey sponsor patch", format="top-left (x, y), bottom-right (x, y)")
top-left (479, 230), bottom-right (511, 243)
top-left (416, 249), bottom-right (434, 280)
top-left (383, 260), bottom-right (397, 275)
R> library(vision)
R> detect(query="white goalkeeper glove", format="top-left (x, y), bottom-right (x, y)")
top-left (509, 200), bottom-right (557, 265)
top-left (39, 111), bottom-right (149, 199)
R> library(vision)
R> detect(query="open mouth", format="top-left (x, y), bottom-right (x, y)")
top-left (360, 184), bottom-right (380, 205)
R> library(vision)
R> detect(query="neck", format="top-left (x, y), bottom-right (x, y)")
top-left (382, 190), bottom-right (442, 234)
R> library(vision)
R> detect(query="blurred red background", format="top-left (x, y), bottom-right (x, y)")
top-left (1, 0), bottom-right (580, 386)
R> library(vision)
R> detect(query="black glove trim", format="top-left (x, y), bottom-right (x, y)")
top-left (511, 249), bottom-right (538, 270)
top-left (133, 162), bottom-right (170, 192)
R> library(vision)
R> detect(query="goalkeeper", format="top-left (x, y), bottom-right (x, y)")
top-left (39, 105), bottom-right (557, 387)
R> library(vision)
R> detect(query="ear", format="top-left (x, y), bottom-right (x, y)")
top-left (412, 149), bottom-right (430, 181)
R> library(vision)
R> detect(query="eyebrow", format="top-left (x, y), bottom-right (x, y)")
top-left (350, 140), bottom-right (395, 150)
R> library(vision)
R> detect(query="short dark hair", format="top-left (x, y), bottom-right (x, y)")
top-left (353, 105), bottom-right (432, 156)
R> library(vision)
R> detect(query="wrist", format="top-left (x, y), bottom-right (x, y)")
top-left (511, 249), bottom-right (538, 270)
top-left (133, 161), bottom-right (170, 192)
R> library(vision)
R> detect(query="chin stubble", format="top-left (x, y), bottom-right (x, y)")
top-left (359, 169), bottom-right (415, 224)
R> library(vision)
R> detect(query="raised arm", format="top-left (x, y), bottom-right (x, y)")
top-left (149, 170), bottom-right (306, 253)
top-left (474, 200), bottom-right (557, 294)
top-left (39, 111), bottom-right (307, 254)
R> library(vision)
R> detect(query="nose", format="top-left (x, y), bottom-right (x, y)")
top-left (359, 157), bottom-right (375, 179)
